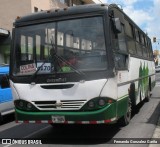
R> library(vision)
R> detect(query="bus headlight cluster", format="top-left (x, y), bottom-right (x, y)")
top-left (19, 101), bottom-right (24, 107)
top-left (88, 98), bottom-right (105, 108)
top-left (88, 101), bottom-right (95, 108)
top-left (98, 99), bottom-right (106, 106)
top-left (14, 100), bottom-right (37, 111)
top-left (26, 103), bottom-right (33, 109)
top-left (82, 97), bottom-right (115, 110)
top-left (88, 98), bottom-right (106, 108)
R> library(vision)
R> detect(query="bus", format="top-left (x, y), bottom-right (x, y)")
top-left (10, 4), bottom-right (155, 126)
top-left (0, 65), bottom-right (14, 123)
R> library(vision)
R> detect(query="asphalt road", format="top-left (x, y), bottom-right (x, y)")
top-left (0, 74), bottom-right (160, 147)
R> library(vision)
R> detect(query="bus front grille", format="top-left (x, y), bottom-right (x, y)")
top-left (32, 100), bottom-right (87, 110)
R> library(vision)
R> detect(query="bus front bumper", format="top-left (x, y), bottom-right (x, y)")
top-left (15, 103), bottom-right (119, 124)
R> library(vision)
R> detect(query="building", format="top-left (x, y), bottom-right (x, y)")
top-left (0, 0), bottom-right (95, 64)
top-left (0, 28), bottom-right (10, 64)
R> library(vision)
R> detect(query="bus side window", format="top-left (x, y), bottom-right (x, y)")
top-left (115, 53), bottom-right (128, 69)
top-left (0, 75), bottom-right (10, 89)
top-left (117, 24), bottom-right (127, 52)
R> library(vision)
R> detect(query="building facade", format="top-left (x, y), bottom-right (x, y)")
top-left (0, 28), bottom-right (10, 64)
top-left (0, 0), bottom-right (95, 64)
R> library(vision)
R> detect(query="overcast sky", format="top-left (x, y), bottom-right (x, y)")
top-left (94, 0), bottom-right (160, 50)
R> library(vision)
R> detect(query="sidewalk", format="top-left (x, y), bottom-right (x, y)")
top-left (149, 84), bottom-right (160, 147)
top-left (149, 117), bottom-right (160, 147)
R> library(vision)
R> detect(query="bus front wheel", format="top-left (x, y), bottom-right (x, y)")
top-left (118, 98), bottom-right (132, 126)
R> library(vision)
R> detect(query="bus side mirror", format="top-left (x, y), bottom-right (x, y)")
top-left (112, 18), bottom-right (122, 34)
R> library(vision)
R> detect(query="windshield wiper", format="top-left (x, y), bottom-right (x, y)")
top-left (50, 40), bottom-right (85, 76)
top-left (30, 41), bottom-right (86, 84)
top-left (30, 60), bottom-right (50, 84)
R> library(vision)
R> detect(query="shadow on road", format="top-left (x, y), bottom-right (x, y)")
top-left (0, 113), bottom-right (15, 125)
top-left (147, 101), bottom-right (160, 125)
top-left (26, 100), bottom-right (148, 144)
top-left (34, 124), bottom-right (121, 144)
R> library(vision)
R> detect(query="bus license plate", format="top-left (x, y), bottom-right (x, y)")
top-left (52, 116), bottom-right (65, 123)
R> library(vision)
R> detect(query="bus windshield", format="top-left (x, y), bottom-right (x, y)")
top-left (13, 16), bottom-right (108, 76)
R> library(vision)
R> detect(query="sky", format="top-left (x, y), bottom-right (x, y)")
top-left (94, 0), bottom-right (160, 50)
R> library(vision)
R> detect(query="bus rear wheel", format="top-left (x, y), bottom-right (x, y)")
top-left (145, 86), bottom-right (150, 102)
top-left (118, 98), bottom-right (132, 126)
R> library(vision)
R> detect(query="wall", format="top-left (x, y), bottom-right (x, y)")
top-left (31, 0), bottom-right (51, 12)
top-left (0, 0), bottom-right (31, 32)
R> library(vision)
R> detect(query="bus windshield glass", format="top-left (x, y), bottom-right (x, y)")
top-left (13, 16), bottom-right (107, 76)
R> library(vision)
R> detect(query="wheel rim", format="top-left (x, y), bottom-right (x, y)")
top-left (126, 99), bottom-right (132, 122)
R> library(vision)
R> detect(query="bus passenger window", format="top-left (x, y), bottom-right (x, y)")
top-left (117, 24), bottom-right (127, 52)
top-left (112, 23), bottom-right (127, 52)
top-left (126, 23), bottom-right (136, 54)
top-left (115, 53), bottom-right (127, 69)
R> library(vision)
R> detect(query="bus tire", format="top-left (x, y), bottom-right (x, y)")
top-left (129, 83), bottom-right (136, 110)
top-left (145, 86), bottom-right (150, 102)
top-left (118, 97), bottom-right (132, 126)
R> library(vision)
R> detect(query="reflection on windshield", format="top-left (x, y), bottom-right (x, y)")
top-left (13, 16), bottom-right (108, 76)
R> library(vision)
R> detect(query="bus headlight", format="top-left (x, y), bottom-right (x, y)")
top-left (19, 101), bottom-right (24, 108)
top-left (27, 103), bottom-right (32, 110)
top-left (88, 101), bottom-right (95, 108)
top-left (81, 97), bottom-right (115, 111)
top-left (14, 100), bottom-right (37, 111)
top-left (98, 99), bottom-right (106, 106)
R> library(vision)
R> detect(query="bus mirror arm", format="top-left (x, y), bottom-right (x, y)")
top-left (112, 18), bottom-right (122, 34)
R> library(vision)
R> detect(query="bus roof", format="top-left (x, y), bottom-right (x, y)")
top-left (14, 4), bottom-right (110, 26)
top-left (13, 3), bottom-right (149, 40)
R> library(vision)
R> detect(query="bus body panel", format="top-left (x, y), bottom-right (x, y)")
top-left (117, 57), bottom-right (155, 106)
top-left (11, 79), bottom-right (108, 103)
top-left (100, 78), bottom-right (118, 98)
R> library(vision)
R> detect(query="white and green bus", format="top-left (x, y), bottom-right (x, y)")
top-left (10, 4), bottom-right (155, 126)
